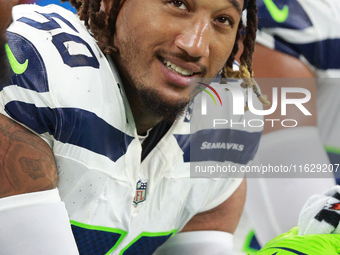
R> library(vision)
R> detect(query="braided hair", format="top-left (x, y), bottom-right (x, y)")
top-left (222, 0), bottom-right (269, 106)
top-left (62, 0), bottom-right (269, 105)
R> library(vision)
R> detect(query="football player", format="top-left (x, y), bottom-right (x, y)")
top-left (234, 0), bottom-right (340, 253)
top-left (0, 0), bottom-right (265, 254)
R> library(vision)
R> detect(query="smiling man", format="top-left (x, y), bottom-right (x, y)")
top-left (111, 0), bottom-right (244, 130)
top-left (0, 0), bottom-right (262, 254)
top-left (106, 0), bottom-right (252, 135)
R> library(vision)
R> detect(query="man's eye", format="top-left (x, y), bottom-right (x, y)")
top-left (215, 16), bottom-right (232, 26)
top-left (170, 0), bottom-right (187, 10)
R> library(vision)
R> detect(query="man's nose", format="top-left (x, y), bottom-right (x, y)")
top-left (175, 19), bottom-right (211, 58)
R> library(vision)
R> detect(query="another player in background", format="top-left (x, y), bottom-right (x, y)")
top-left (0, 0), bottom-right (266, 254)
top-left (234, 0), bottom-right (339, 253)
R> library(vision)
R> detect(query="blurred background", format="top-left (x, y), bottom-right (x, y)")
top-left (19, 0), bottom-right (75, 12)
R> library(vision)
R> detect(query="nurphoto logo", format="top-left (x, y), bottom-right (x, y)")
top-left (196, 82), bottom-right (223, 107)
top-left (201, 85), bottom-right (311, 117)
top-left (194, 78), bottom-right (312, 129)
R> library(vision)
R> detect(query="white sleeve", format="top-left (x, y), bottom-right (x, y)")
top-left (246, 127), bottom-right (335, 245)
top-left (0, 188), bottom-right (79, 255)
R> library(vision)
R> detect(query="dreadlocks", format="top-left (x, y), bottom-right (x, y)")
top-left (61, 0), bottom-right (124, 54)
top-left (62, 0), bottom-right (269, 105)
top-left (221, 0), bottom-right (270, 106)
top-left (64, 0), bottom-right (256, 67)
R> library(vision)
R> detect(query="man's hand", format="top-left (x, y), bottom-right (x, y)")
top-left (254, 227), bottom-right (340, 255)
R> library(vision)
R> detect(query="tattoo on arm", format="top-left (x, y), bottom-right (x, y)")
top-left (0, 115), bottom-right (58, 198)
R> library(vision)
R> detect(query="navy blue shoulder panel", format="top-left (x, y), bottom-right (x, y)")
top-left (4, 31), bottom-right (49, 93)
top-left (257, 0), bottom-right (313, 30)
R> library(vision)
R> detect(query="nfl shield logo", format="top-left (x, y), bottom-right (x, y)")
top-left (133, 180), bottom-right (147, 205)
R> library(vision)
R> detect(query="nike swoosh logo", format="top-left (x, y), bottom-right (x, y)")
top-left (5, 43), bottom-right (29, 75)
top-left (263, 0), bottom-right (289, 23)
top-left (270, 247), bottom-right (308, 255)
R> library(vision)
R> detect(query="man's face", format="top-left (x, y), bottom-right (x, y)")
top-left (113, 0), bottom-right (243, 121)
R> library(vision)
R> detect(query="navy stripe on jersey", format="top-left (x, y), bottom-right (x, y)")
top-left (275, 37), bottom-right (340, 70)
top-left (18, 12), bottom-right (78, 32)
top-left (71, 225), bottom-right (121, 255)
top-left (124, 235), bottom-right (173, 255)
top-left (5, 101), bottom-right (134, 162)
top-left (2, 31), bottom-right (49, 92)
top-left (174, 129), bottom-right (261, 164)
top-left (257, 0), bottom-right (312, 30)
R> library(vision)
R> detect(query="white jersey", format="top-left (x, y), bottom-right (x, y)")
top-left (235, 0), bottom-right (340, 253)
top-left (1, 4), bottom-right (262, 254)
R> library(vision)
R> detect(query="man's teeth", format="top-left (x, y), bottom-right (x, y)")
top-left (162, 59), bottom-right (194, 76)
